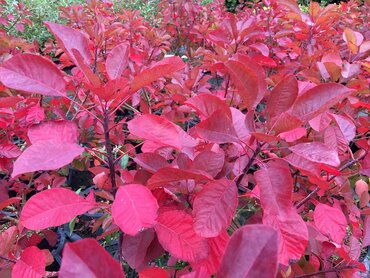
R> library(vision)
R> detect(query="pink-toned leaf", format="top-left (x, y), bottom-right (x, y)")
top-left (0, 144), bottom-right (21, 158)
top-left (314, 203), bottom-right (347, 243)
top-left (193, 179), bottom-right (238, 237)
top-left (192, 151), bottom-right (224, 177)
top-left (71, 49), bottom-right (101, 88)
top-left (147, 167), bottom-right (212, 189)
top-left (225, 60), bottom-right (259, 109)
top-left (112, 184), bottom-right (159, 236)
top-left (363, 217), bottom-right (370, 247)
top-left (131, 56), bottom-right (185, 92)
top-left (0, 226), bottom-right (18, 256)
top-left (133, 153), bottom-right (168, 173)
top-left (218, 224), bottom-right (278, 278)
top-left (194, 109), bottom-right (239, 143)
top-left (121, 229), bottom-right (156, 270)
top-left (289, 142), bottom-right (340, 167)
top-left (128, 114), bottom-right (197, 150)
top-left (12, 121), bottom-right (84, 177)
top-left (45, 21), bottom-right (92, 66)
top-left (154, 210), bottom-right (208, 262)
top-left (20, 188), bottom-right (96, 230)
top-left (0, 54), bottom-right (66, 97)
top-left (284, 153), bottom-right (321, 178)
top-left (329, 113), bottom-right (356, 142)
top-left (106, 43), bottom-right (130, 80)
top-left (255, 161), bottom-right (308, 265)
top-left (291, 83), bottom-right (353, 121)
top-left (279, 127), bottom-right (306, 142)
top-left (184, 94), bottom-right (230, 119)
top-left (267, 75), bottom-right (298, 119)
top-left (191, 231), bottom-right (229, 276)
top-left (12, 246), bottom-right (45, 278)
top-left (59, 238), bottom-right (125, 278)
top-left (324, 126), bottom-right (348, 155)
top-left (139, 267), bottom-right (169, 278)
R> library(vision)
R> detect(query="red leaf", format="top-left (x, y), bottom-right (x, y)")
top-left (267, 75), bottom-right (298, 120)
top-left (112, 184), bottom-right (159, 236)
top-left (59, 238), bottom-right (125, 278)
top-left (279, 127), bottom-right (307, 142)
top-left (192, 151), bottom-right (224, 177)
top-left (128, 114), bottom-right (198, 150)
top-left (194, 109), bottom-right (239, 143)
top-left (291, 83), bottom-right (353, 121)
top-left (147, 167), bottom-right (212, 189)
top-left (314, 203), bottom-right (347, 243)
top-left (218, 224), bottom-right (279, 278)
top-left (131, 56), bottom-right (185, 92)
top-left (106, 43), bottom-right (130, 80)
top-left (193, 179), bottom-right (238, 237)
top-left (121, 229), bottom-right (156, 270)
top-left (154, 210), bottom-right (208, 262)
top-left (184, 94), bottom-right (230, 119)
top-left (12, 121), bottom-right (84, 178)
top-left (191, 231), bottom-right (229, 276)
top-left (0, 54), bottom-right (66, 97)
top-left (12, 246), bottom-right (45, 278)
top-left (363, 217), bottom-right (370, 247)
top-left (225, 60), bottom-right (260, 109)
top-left (133, 153), bottom-right (168, 173)
top-left (255, 161), bottom-right (308, 265)
top-left (0, 144), bottom-right (21, 158)
top-left (289, 142), bottom-right (340, 167)
top-left (139, 267), bottom-right (169, 278)
top-left (0, 226), bottom-right (18, 257)
top-left (45, 21), bottom-right (92, 66)
top-left (20, 188), bottom-right (96, 230)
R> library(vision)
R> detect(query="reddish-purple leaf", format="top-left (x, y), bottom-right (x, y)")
top-left (191, 231), bottom-right (229, 276)
top-left (112, 184), bottom-right (159, 236)
top-left (255, 161), bottom-right (308, 265)
top-left (184, 94), bottom-right (230, 119)
top-left (12, 246), bottom-right (45, 278)
top-left (279, 127), bottom-right (307, 142)
top-left (0, 54), bottom-right (66, 97)
top-left (45, 21), bottom-right (92, 66)
top-left (59, 238), bottom-right (125, 278)
top-left (218, 224), bottom-right (278, 278)
top-left (139, 267), bottom-right (169, 278)
top-left (154, 210), bottom-right (208, 262)
top-left (131, 56), bottom-right (185, 92)
top-left (289, 142), bottom-right (340, 167)
top-left (106, 43), bottom-right (130, 80)
top-left (194, 109), bottom-right (239, 143)
top-left (12, 121), bottom-right (84, 178)
top-left (133, 153), bottom-right (168, 173)
top-left (267, 75), bottom-right (298, 119)
top-left (121, 229), bottom-right (156, 270)
top-left (0, 144), bottom-right (21, 158)
top-left (329, 113), bottom-right (356, 142)
top-left (192, 151), bottom-right (224, 177)
top-left (291, 83), bottom-right (353, 121)
top-left (128, 114), bottom-right (198, 150)
top-left (225, 60), bottom-right (259, 109)
top-left (0, 226), bottom-right (18, 257)
top-left (20, 188), bottom-right (96, 230)
top-left (193, 180), bottom-right (238, 237)
top-left (363, 217), bottom-right (370, 247)
top-left (314, 203), bottom-right (347, 243)
top-left (147, 167), bottom-right (212, 189)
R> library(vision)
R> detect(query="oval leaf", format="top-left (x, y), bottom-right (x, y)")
top-left (314, 203), bottom-right (347, 243)
top-left (193, 180), bottom-right (238, 237)
top-left (291, 83), bottom-right (353, 121)
top-left (12, 246), bottom-right (45, 278)
top-left (20, 188), bottom-right (96, 230)
top-left (59, 238), bottom-right (125, 278)
top-left (218, 224), bottom-right (279, 278)
top-left (0, 54), bottom-right (66, 97)
top-left (112, 184), bottom-right (159, 236)
top-left (154, 210), bottom-right (208, 262)
top-left (106, 43), bottom-right (130, 80)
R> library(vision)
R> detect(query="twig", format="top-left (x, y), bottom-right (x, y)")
top-left (0, 255), bottom-right (16, 264)
top-left (235, 143), bottom-right (262, 188)
top-left (294, 264), bottom-right (357, 278)
top-left (295, 151), bottom-right (368, 209)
